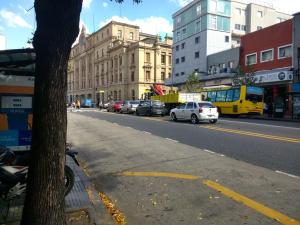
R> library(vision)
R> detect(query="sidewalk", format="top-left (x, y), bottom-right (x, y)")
top-left (0, 157), bottom-right (112, 225)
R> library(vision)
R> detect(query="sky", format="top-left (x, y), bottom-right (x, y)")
top-left (0, 0), bottom-right (300, 49)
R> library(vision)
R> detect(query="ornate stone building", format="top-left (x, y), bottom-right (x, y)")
top-left (67, 21), bottom-right (173, 104)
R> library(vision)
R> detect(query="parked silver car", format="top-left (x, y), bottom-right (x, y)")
top-left (120, 100), bottom-right (140, 113)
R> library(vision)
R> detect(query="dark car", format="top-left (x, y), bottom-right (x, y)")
top-left (136, 100), bottom-right (165, 116)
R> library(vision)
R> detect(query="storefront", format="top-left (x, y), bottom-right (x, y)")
top-left (254, 69), bottom-right (293, 118)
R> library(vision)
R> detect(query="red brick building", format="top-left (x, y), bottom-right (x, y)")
top-left (240, 19), bottom-right (293, 117)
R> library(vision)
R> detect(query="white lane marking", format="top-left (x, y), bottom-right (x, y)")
top-left (275, 170), bottom-right (299, 179)
top-left (219, 119), bottom-right (300, 130)
top-left (219, 154), bottom-right (225, 157)
top-left (126, 126), bottom-right (133, 129)
top-left (143, 131), bottom-right (152, 135)
top-left (165, 138), bottom-right (179, 143)
top-left (204, 149), bottom-right (216, 154)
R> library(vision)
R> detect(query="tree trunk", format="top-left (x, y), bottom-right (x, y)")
top-left (21, 1), bottom-right (82, 225)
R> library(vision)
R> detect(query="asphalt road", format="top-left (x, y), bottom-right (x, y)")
top-left (67, 111), bottom-right (300, 225)
top-left (77, 110), bottom-right (300, 177)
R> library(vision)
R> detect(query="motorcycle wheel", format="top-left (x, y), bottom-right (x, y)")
top-left (64, 165), bottom-right (75, 196)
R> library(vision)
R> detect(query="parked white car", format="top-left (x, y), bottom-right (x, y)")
top-left (120, 100), bottom-right (140, 113)
top-left (170, 101), bottom-right (219, 124)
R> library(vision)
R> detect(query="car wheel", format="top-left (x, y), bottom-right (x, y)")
top-left (209, 119), bottom-right (217, 124)
top-left (171, 112), bottom-right (177, 121)
top-left (191, 114), bottom-right (199, 124)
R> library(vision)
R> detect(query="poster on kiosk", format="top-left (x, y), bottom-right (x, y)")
top-left (0, 49), bottom-right (35, 152)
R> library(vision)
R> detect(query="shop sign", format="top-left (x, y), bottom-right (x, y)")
top-left (255, 71), bottom-right (293, 83)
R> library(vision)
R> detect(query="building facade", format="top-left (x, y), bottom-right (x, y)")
top-left (231, 0), bottom-right (291, 47)
top-left (240, 19), bottom-right (293, 117)
top-left (67, 21), bottom-right (173, 105)
top-left (167, 0), bottom-right (292, 87)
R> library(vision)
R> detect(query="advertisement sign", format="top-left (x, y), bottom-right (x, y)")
top-left (255, 71), bottom-right (293, 84)
top-left (1, 96), bottom-right (32, 109)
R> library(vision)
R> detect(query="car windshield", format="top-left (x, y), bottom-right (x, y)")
top-left (152, 101), bottom-right (163, 106)
top-left (115, 101), bottom-right (123, 104)
top-left (198, 102), bottom-right (215, 108)
top-left (130, 101), bottom-right (140, 104)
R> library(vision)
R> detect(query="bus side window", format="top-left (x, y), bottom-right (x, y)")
top-left (216, 91), bottom-right (226, 102)
top-left (209, 92), bottom-right (216, 102)
top-left (233, 89), bottom-right (240, 101)
top-left (226, 90), bottom-right (233, 102)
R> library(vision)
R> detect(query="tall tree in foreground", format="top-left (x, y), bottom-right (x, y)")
top-left (21, 1), bottom-right (141, 225)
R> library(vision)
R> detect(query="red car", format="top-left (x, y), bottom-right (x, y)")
top-left (107, 101), bottom-right (124, 112)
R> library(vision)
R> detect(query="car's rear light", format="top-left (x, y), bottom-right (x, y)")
top-left (199, 108), bottom-right (203, 113)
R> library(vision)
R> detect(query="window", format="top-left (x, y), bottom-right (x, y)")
top-left (129, 32), bottom-right (133, 40)
top-left (246, 53), bottom-right (257, 65)
top-left (228, 61), bottom-right (233, 68)
top-left (226, 90), bottom-right (233, 102)
top-left (186, 102), bottom-right (194, 109)
top-left (119, 73), bottom-right (122, 82)
top-left (210, 0), bottom-right (217, 12)
top-left (175, 73), bottom-right (179, 77)
top-left (168, 55), bottom-right (172, 64)
top-left (278, 45), bottom-right (292, 59)
top-left (181, 72), bottom-right (185, 76)
top-left (196, 19), bottom-right (201, 32)
top-left (181, 56), bottom-right (185, 63)
top-left (176, 45), bottom-right (179, 51)
top-left (216, 91), bottom-right (226, 102)
top-left (178, 103), bottom-right (186, 109)
top-left (207, 91), bottom-right (216, 102)
top-left (146, 71), bottom-right (151, 81)
top-left (176, 58), bottom-right (179, 64)
top-left (131, 53), bottom-right (135, 64)
top-left (241, 25), bottom-right (246, 31)
top-left (182, 28), bottom-right (186, 34)
top-left (146, 52), bottom-right (151, 63)
top-left (236, 8), bottom-right (241, 15)
top-left (102, 49), bottom-right (104, 56)
top-left (210, 16), bottom-right (217, 29)
top-left (119, 55), bottom-right (122, 65)
top-left (196, 3), bottom-right (201, 15)
top-left (131, 71), bottom-right (135, 81)
top-left (235, 24), bottom-right (241, 30)
top-left (257, 10), bottom-right (263, 18)
top-left (242, 9), bottom-right (246, 16)
top-left (195, 37), bottom-right (199, 44)
top-left (131, 89), bottom-right (135, 100)
top-left (257, 26), bottom-right (263, 30)
top-left (233, 89), bottom-right (240, 101)
top-left (161, 72), bottom-right (165, 80)
top-left (225, 36), bottom-right (229, 42)
top-left (118, 90), bottom-right (121, 100)
top-left (117, 30), bottom-right (122, 38)
top-left (176, 16), bottom-right (181, 24)
top-left (161, 54), bottom-right (166, 64)
top-left (260, 49), bottom-right (273, 62)
top-left (177, 31), bottom-right (180, 38)
top-left (181, 43), bottom-right (185, 49)
top-left (195, 52), bottom-right (200, 58)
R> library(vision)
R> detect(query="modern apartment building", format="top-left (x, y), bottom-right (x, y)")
top-left (67, 21), bottom-right (173, 104)
top-left (167, 0), bottom-right (292, 88)
top-left (168, 0), bottom-right (232, 87)
top-left (231, 0), bottom-right (291, 46)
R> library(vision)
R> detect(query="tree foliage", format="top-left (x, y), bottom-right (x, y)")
top-left (184, 72), bottom-right (203, 92)
top-left (232, 65), bottom-right (257, 86)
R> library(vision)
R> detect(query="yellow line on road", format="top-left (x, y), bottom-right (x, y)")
top-left (203, 179), bottom-right (300, 225)
top-left (119, 171), bottom-right (200, 180)
top-left (120, 171), bottom-right (300, 225)
top-left (202, 126), bottom-right (300, 143)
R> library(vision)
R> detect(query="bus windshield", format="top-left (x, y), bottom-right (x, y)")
top-left (246, 87), bottom-right (263, 103)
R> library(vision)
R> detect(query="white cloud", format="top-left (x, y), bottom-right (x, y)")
top-left (83, 0), bottom-right (93, 8)
top-left (99, 16), bottom-right (173, 35)
top-left (269, 0), bottom-right (300, 14)
top-left (169, 0), bottom-right (193, 7)
top-left (0, 9), bottom-right (32, 29)
top-left (103, 2), bottom-right (108, 7)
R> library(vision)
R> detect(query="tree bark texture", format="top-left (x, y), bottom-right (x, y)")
top-left (21, 1), bottom-right (82, 225)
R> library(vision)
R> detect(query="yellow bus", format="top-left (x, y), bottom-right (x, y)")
top-left (203, 85), bottom-right (264, 115)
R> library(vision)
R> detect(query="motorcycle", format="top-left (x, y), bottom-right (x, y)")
top-left (0, 144), bottom-right (79, 201)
